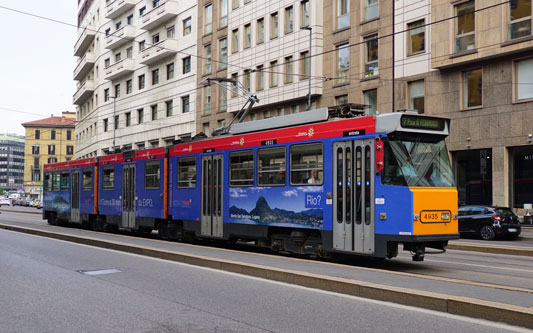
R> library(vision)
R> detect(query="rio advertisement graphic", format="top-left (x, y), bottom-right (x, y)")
top-left (228, 186), bottom-right (324, 229)
top-left (44, 192), bottom-right (70, 212)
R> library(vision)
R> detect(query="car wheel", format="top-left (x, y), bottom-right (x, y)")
top-left (480, 225), bottom-right (495, 240)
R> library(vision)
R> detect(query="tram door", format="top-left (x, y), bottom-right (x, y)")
top-left (201, 155), bottom-right (223, 238)
top-left (71, 170), bottom-right (81, 223)
top-left (122, 164), bottom-right (136, 229)
top-left (333, 139), bottom-right (375, 254)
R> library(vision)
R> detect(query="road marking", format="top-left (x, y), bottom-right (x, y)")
top-left (423, 258), bottom-right (533, 273)
top-left (77, 269), bottom-right (121, 275)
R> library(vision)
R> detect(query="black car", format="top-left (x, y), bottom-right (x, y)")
top-left (458, 206), bottom-right (521, 240)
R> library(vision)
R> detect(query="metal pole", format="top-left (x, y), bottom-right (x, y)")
top-left (303, 26), bottom-right (312, 110)
top-left (112, 96), bottom-right (116, 152)
top-left (392, 0), bottom-right (395, 113)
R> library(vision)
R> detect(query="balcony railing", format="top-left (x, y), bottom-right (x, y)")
top-left (74, 24), bottom-right (96, 57)
top-left (104, 58), bottom-right (135, 81)
top-left (73, 80), bottom-right (95, 105)
top-left (105, 25), bottom-right (136, 50)
top-left (73, 52), bottom-right (96, 81)
top-left (139, 0), bottom-right (179, 31)
top-left (105, 0), bottom-right (136, 19)
top-left (140, 39), bottom-right (178, 65)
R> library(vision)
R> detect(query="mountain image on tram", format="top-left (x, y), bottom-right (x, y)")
top-left (43, 108), bottom-right (459, 261)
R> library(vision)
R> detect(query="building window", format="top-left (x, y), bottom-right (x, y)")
top-left (127, 46), bottom-right (132, 58)
top-left (515, 57), bottom-right (533, 101)
top-left (114, 115), bottom-right (119, 129)
top-left (454, 149), bottom-right (492, 206)
top-left (229, 150), bottom-right (254, 187)
top-left (114, 83), bottom-right (120, 97)
top-left (364, 34), bottom-right (378, 78)
top-left (105, 28), bottom-right (111, 36)
top-left (182, 95), bottom-right (190, 113)
top-left (51, 130), bottom-right (56, 140)
top-left (336, 44), bottom-right (349, 83)
top-left (219, 84), bottom-right (227, 111)
top-left (231, 73), bottom-right (239, 97)
top-left (32, 145), bottom-right (40, 155)
top-left (204, 86), bottom-right (211, 115)
top-left (365, 0), bottom-right (379, 21)
top-left (203, 122), bottom-right (210, 136)
top-left (258, 146), bottom-right (286, 186)
top-left (151, 105), bottom-right (158, 120)
top-left (408, 80), bottom-right (425, 113)
top-left (463, 68), bottom-right (482, 108)
top-left (364, 89), bottom-right (377, 115)
top-left (284, 56), bottom-right (293, 83)
top-left (244, 70), bottom-right (251, 91)
top-left (270, 60), bottom-right (278, 87)
top-left (220, 0), bottom-right (228, 27)
top-left (232, 0), bottom-right (239, 9)
top-left (232, 29), bottom-right (239, 53)
top-left (257, 18), bottom-right (265, 44)
top-left (301, 0), bottom-right (310, 27)
top-left (67, 130), bottom-right (72, 140)
top-left (138, 74), bottom-right (145, 89)
top-left (104, 118), bottom-right (108, 132)
top-left (219, 38), bottom-right (227, 70)
top-left (178, 156), bottom-right (196, 188)
top-left (285, 6), bottom-right (294, 33)
top-left (125, 112), bottom-right (131, 126)
top-left (104, 88), bottom-right (110, 102)
top-left (166, 100), bottom-right (173, 117)
top-left (300, 51), bottom-right (310, 80)
top-left (204, 4), bottom-right (212, 34)
top-left (407, 20), bottom-right (425, 56)
top-left (337, 0), bottom-right (349, 29)
top-left (271, 12), bottom-right (278, 39)
top-left (290, 143), bottom-right (323, 185)
top-left (153, 0), bottom-right (160, 8)
top-left (167, 25), bottom-right (175, 38)
top-left (455, 1), bottom-right (475, 52)
top-left (205, 44), bottom-right (212, 74)
top-left (152, 69), bottom-right (159, 85)
top-left (115, 52), bottom-right (122, 62)
top-left (336, 94), bottom-right (348, 106)
top-left (35, 129), bottom-right (40, 140)
top-left (139, 40), bottom-right (145, 51)
top-left (104, 58), bottom-right (110, 68)
top-left (127, 14), bottom-right (133, 25)
top-left (103, 166), bottom-right (115, 190)
top-left (244, 24), bottom-right (251, 48)
top-left (66, 145), bottom-right (74, 155)
top-left (48, 145), bottom-right (56, 155)
top-left (183, 17), bottom-right (192, 35)
top-left (256, 65), bottom-right (264, 90)
top-left (509, 0), bottom-right (531, 40)
top-left (167, 62), bottom-right (174, 80)
top-left (183, 56), bottom-right (191, 74)
top-left (123, 80), bottom-right (131, 94)
top-left (137, 109), bottom-right (144, 124)
top-left (139, 6), bottom-right (146, 16)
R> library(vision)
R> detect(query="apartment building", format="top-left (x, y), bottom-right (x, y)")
top-left (0, 134), bottom-right (24, 192)
top-left (392, 0), bottom-right (533, 209)
top-left (22, 112), bottom-right (76, 198)
top-left (74, 0), bottom-right (198, 157)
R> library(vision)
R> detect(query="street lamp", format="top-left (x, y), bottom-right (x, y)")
top-left (302, 26), bottom-right (312, 111)
top-left (110, 95), bottom-right (117, 153)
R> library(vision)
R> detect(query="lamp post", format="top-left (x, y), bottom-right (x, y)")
top-left (302, 26), bottom-right (312, 111)
top-left (110, 95), bottom-right (117, 153)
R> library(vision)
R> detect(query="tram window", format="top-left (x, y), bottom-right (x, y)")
top-left (52, 173), bottom-right (61, 191)
top-left (229, 150), bottom-right (254, 187)
top-left (103, 166), bottom-right (115, 190)
top-left (60, 172), bottom-right (70, 191)
top-left (178, 156), bottom-right (196, 188)
top-left (290, 143), bottom-right (323, 185)
top-left (82, 168), bottom-right (93, 190)
top-left (258, 146), bottom-right (286, 186)
top-left (145, 160), bottom-right (161, 189)
top-left (44, 173), bottom-right (52, 191)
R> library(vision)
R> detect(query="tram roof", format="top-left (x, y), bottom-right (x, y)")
top-left (43, 157), bottom-right (96, 172)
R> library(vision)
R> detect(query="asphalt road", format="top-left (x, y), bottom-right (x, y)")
top-left (0, 229), bottom-right (527, 333)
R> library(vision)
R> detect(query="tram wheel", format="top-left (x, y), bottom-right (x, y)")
top-left (47, 214), bottom-right (57, 226)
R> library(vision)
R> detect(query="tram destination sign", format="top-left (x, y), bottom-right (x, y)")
top-left (401, 115), bottom-right (445, 131)
top-left (343, 129), bottom-right (366, 137)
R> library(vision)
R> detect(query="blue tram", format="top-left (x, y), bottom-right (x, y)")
top-left (43, 110), bottom-right (459, 261)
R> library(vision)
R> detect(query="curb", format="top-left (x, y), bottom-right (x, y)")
top-left (1, 223), bottom-right (531, 329)
top-left (0, 209), bottom-right (42, 215)
top-left (447, 243), bottom-right (533, 257)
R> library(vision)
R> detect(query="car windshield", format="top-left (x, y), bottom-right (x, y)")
top-left (382, 134), bottom-right (455, 187)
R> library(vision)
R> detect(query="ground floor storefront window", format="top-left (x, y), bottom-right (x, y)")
top-left (453, 149), bottom-right (493, 205)
top-left (511, 145), bottom-right (533, 208)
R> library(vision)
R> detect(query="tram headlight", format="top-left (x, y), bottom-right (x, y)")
top-left (441, 212), bottom-right (450, 221)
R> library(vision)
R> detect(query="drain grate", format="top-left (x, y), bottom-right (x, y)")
top-left (77, 269), bottom-right (121, 276)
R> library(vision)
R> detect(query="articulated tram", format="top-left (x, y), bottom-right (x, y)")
top-left (43, 109), bottom-right (458, 261)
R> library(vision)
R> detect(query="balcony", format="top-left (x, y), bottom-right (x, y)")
top-left (73, 52), bottom-right (96, 81)
top-left (74, 25), bottom-right (96, 57)
top-left (73, 80), bottom-right (95, 105)
top-left (139, 1), bottom-right (179, 31)
top-left (105, 25), bottom-right (136, 50)
top-left (140, 39), bottom-right (178, 65)
top-left (105, 0), bottom-right (136, 19)
top-left (104, 58), bottom-right (135, 81)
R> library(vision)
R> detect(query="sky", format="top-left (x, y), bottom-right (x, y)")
top-left (0, 1), bottom-right (77, 136)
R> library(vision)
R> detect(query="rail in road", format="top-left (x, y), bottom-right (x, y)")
top-left (0, 215), bottom-right (532, 328)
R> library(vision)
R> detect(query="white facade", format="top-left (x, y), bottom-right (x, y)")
top-left (74, 0), bottom-right (197, 158)
top-left (226, 0), bottom-right (323, 113)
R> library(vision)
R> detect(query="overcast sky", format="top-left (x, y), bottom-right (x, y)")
top-left (0, 1), bottom-right (77, 135)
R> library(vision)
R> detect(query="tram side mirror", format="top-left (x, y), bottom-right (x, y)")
top-left (375, 138), bottom-right (384, 174)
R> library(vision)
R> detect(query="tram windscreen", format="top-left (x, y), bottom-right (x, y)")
top-left (382, 134), bottom-right (454, 187)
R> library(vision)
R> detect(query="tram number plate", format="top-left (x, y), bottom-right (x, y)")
top-left (420, 211), bottom-right (450, 223)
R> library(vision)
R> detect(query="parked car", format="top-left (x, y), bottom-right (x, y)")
top-left (23, 198), bottom-right (33, 207)
top-left (14, 198), bottom-right (25, 206)
top-left (37, 201), bottom-right (43, 209)
top-left (458, 206), bottom-right (521, 240)
top-left (31, 200), bottom-right (39, 208)
top-left (0, 196), bottom-right (10, 207)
